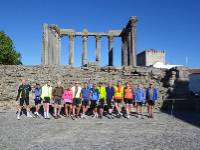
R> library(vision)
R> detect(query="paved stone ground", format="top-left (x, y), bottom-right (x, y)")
top-left (0, 111), bottom-right (200, 150)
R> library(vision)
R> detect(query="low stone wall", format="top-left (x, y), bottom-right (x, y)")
top-left (0, 65), bottom-right (190, 110)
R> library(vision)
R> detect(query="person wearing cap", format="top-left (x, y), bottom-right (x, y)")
top-left (97, 82), bottom-right (107, 119)
top-left (124, 82), bottom-right (134, 119)
top-left (146, 82), bottom-right (158, 118)
top-left (16, 79), bottom-right (32, 120)
top-left (32, 83), bottom-right (42, 117)
top-left (114, 80), bottom-right (124, 117)
top-left (41, 80), bottom-right (52, 119)
top-left (106, 81), bottom-right (115, 119)
top-left (90, 83), bottom-right (100, 118)
top-left (71, 81), bottom-right (82, 118)
top-left (134, 83), bottom-right (145, 119)
top-left (81, 82), bottom-right (91, 119)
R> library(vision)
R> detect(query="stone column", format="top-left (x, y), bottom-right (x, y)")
top-left (128, 30), bottom-right (132, 66)
top-left (121, 37), bottom-right (124, 66)
top-left (82, 35), bottom-right (88, 66)
top-left (95, 35), bottom-right (101, 64)
top-left (122, 36), bottom-right (128, 66)
top-left (108, 35), bottom-right (114, 66)
top-left (42, 24), bottom-right (49, 65)
top-left (130, 16), bottom-right (138, 66)
top-left (46, 25), bottom-right (61, 65)
top-left (69, 33), bottom-right (75, 66)
top-left (58, 37), bottom-right (61, 65)
top-left (48, 28), bottom-right (54, 65)
top-left (54, 31), bottom-right (60, 65)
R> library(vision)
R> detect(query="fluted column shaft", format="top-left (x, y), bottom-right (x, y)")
top-left (69, 34), bottom-right (75, 66)
top-left (95, 35), bottom-right (101, 64)
top-left (108, 35), bottom-right (114, 66)
top-left (82, 35), bottom-right (88, 66)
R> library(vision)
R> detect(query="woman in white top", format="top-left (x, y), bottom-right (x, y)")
top-left (71, 81), bottom-right (82, 118)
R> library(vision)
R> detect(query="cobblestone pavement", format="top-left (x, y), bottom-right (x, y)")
top-left (0, 111), bottom-right (200, 150)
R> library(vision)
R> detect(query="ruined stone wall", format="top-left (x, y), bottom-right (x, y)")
top-left (161, 66), bottom-right (196, 111)
top-left (0, 65), bottom-right (190, 110)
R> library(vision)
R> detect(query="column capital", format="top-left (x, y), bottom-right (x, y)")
top-left (69, 33), bottom-right (75, 40)
top-left (82, 35), bottom-right (88, 40)
top-left (129, 16), bottom-right (138, 28)
top-left (82, 28), bottom-right (88, 37)
top-left (96, 35), bottom-right (101, 40)
top-left (49, 25), bottom-right (61, 36)
top-left (108, 35), bottom-right (114, 41)
top-left (69, 32), bottom-right (75, 36)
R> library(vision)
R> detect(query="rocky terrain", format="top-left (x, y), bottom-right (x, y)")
top-left (0, 110), bottom-right (199, 150)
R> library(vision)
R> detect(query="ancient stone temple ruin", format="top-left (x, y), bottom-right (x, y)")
top-left (42, 16), bottom-right (138, 66)
top-left (0, 16), bottom-right (194, 111)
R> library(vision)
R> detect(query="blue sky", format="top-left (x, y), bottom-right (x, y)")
top-left (0, 0), bottom-right (199, 68)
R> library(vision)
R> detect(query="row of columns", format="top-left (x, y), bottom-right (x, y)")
top-left (68, 34), bottom-right (115, 66)
top-left (42, 16), bottom-right (137, 66)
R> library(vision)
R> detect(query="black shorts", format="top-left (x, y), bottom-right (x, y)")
top-left (90, 100), bottom-right (97, 109)
top-left (106, 99), bottom-right (113, 109)
top-left (114, 99), bottom-right (122, 104)
top-left (43, 97), bottom-right (50, 103)
top-left (65, 102), bottom-right (72, 105)
top-left (82, 100), bottom-right (90, 106)
top-left (136, 102), bottom-right (143, 106)
top-left (73, 98), bottom-right (81, 106)
top-left (20, 98), bottom-right (29, 106)
top-left (54, 98), bottom-right (62, 105)
top-left (124, 98), bottom-right (133, 104)
top-left (34, 96), bottom-right (41, 105)
top-left (35, 100), bottom-right (41, 105)
top-left (147, 100), bottom-right (155, 106)
top-left (98, 99), bottom-right (105, 108)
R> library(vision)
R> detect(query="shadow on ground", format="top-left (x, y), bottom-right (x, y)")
top-left (161, 98), bottom-right (200, 128)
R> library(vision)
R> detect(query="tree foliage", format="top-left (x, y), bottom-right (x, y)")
top-left (0, 31), bottom-right (22, 65)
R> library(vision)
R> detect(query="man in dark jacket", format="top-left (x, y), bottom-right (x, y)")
top-left (32, 83), bottom-right (42, 117)
top-left (52, 81), bottom-right (64, 119)
top-left (106, 81), bottom-right (115, 119)
top-left (16, 79), bottom-right (32, 120)
top-left (146, 82), bottom-right (158, 118)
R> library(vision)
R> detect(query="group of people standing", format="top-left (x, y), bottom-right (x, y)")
top-left (16, 79), bottom-right (158, 120)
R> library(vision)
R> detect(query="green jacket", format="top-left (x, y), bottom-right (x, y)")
top-left (97, 86), bottom-right (107, 100)
top-left (16, 84), bottom-right (31, 100)
top-left (41, 84), bottom-right (52, 100)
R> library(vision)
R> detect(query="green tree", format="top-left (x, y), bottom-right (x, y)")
top-left (0, 31), bottom-right (22, 65)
